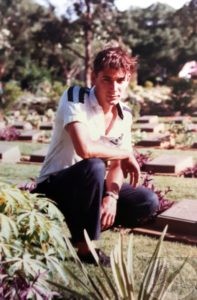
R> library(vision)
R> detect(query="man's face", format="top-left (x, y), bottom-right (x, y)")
top-left (93, 68), bottom-right (130, 108)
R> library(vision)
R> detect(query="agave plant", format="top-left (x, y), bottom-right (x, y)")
top-left (50, 227), bottom-right (187, 300)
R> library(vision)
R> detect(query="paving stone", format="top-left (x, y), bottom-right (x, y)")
top-left (142, 154), bottom-right (193, 173)
top-left (30, 145), bottom-right (49, 163)
top-left (136, 133), bottom-right (170, 147)
top-left (136, 115), bottom-right (159, 124)
top-left (134, 123), bottom-right (165, 133)
top-left (18, 130), bottom-right (44, 141)
top-left (156, 200), bottom-right (197, 235)
top-left (0, 142), bottom-right (21, 163)
top-left (39, 122), bottom-right (53, 130)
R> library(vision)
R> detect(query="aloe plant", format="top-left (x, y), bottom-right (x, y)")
top-left (51, 227), bottom-right (187, 300)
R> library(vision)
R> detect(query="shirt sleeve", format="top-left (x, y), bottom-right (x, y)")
top-left (57, 88), bottom-right (88, 127)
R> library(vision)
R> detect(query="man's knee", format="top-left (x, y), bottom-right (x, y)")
top-left (84, 158), bottom-right (106, 180)
top-left (140, 187), bottom-right (159, 215)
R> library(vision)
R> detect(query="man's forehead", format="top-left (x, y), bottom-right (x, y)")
top-left (100, 68), bottom-right (126, 78)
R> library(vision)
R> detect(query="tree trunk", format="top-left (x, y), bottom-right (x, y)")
top-left (84, 0), bottom-right (93, 87)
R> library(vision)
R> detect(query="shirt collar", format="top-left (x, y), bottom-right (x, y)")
top-left (89, 86), bottom-right (124, 119)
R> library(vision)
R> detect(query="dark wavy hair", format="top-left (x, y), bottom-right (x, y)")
top-left (93, 46), bottom-right (137, 76)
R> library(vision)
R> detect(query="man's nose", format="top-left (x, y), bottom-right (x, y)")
top-left (110, 81), bottom-right (118, 92)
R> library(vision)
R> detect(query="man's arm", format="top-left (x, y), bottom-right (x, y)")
top-left (101, 160), bottom-right (124, 230)
top-left (66, 121), bottom-right (130, 160)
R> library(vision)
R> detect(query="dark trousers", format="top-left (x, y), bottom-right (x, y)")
top-left (34, 158), bottom-right (159, 243)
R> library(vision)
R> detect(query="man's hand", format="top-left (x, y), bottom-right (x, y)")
top-left (121, 154), bottom-right (141, 187)
top-left (100, 196), bottom-right (117, 230)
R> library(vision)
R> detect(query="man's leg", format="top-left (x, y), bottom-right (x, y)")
top-left (35, 158), bottom-right (106, 243)
top-left (115, 183), bottom-right (159, 227)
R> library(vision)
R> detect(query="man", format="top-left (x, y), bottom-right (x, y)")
top-left (33, 46), bottom-right (159, 266)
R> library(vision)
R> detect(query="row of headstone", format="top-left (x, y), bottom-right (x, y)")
top-left (0, 142), bottom-right (194, 176)
top-left (134, 115), bottom-right (197, 148)
top-left (4, 121), bottom-right (53, 131)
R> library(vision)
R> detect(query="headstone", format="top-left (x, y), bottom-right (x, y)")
top-left (136, 133), bottom-right (170, 147)
top-left (155, 200), bottom-right (197, 236)
top-left (142, 154), bottom-right (193, 174)
top-left (136, 115), bottom-right (159, 124)
top-left (30, 145), bottom-right (49, 163)
top-left (192, 141), bottom-right (197, 149)
top-left (134, 123), bottom-right (165, 133)
top-left (0, 143), bottom-right (21, 163)
top-left (39, 122), bottom-right (53, 130)
top-left (187, 124), bottom-right (197, 132)
top-left (18, 130), bottom-right (44, 141)
top-left (11, 122), bottom-right (24, 129)
top-left (171, 116), bottom-right (191, 124)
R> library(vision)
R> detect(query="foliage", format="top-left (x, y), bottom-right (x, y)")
top-left (2, 81), bottom-right (22, 110)
top-left (141, 174), bottom-right (174, 213)
top-left (0, 126), bottom-right (20, 141)
top-left (168, 121), bottom-right (196, 147)
top-left (134, 149), bottom-right (152, 168)
top-left (51, 227), bottom-right (187, 300)
top-left (0, 0), bottom-right (196, 88)
top-left (167, 77), bottom-right (197, 113)
top-left (0, 182), bottom-right (71, 298)
top-left (179, 163), bottom-right (197, 178)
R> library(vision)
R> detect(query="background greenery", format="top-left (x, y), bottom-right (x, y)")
top-left (0, 0), bottom-right (196, 87)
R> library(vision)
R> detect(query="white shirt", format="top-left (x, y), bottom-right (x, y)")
top-left (37, 86), bottom-right (132, 183)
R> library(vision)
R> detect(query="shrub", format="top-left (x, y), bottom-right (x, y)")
top-left (3, 81), bottom-right (22, 110)
top-left (167, 77), bottom-right (196, 113)
top-left (0, 126), bottom-right (21, 141)
top-left (0, 182), bottom-right (70, 297)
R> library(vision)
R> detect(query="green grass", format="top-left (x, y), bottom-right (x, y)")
top-left (138, 147), bottom-right (197, 162)
top-left (0, 142), bottom-right (197, 298)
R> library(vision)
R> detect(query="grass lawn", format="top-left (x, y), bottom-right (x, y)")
top-left (0, 142), bottom-right (197, 298)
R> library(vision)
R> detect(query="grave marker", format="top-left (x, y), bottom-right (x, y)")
top-left (18, 130), bottom-right (44, 141)
top-left (0, 143), bottom-right (21, 163)
top-left (136, 133), bottom-right (170, 147)
top-left (30, 145), bottom-right (49, 163)
top-left (39, 122), bottom-right (53, 130)
top-left (142, 154), bottom-right (193, 174)
top-left (156, 200), bottom-right (197, 236)
top-left (136, 115), bottom-right (159, 124)
top-left (134, 123), bottom-right (165, 133)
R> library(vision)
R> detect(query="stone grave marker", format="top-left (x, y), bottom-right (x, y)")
top-left (134, 123), bottom-right (165, 133)
top-left (171, 116), bottom-right (191, 124)
top-left (155, 200), bottom-right (197, 236)
top-left (0, 142), bottom-right (21, 163)
top-left (136, 115), bottom-right (159, 124)
top-left (39, 122), bottom-right (53, 130)
top-left (136, 133), bottom-right (170, 147)
top-left (30, 145), bottom-right (49, 163)
top-left (192, 141), bottom-right (197, 148)
top-left (11, 122), bottom-right (25, 129)
top-left (18, 130), bottom-right (44, 141)
top-left (142, 154), bottom-right (193, 174)
top-left (187, 124), bottom-right (197, 132)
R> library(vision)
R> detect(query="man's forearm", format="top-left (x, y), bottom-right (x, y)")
top-left (105, 161), bottom-right (124, 196)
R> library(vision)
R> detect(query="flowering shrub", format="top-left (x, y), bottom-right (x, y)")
top-left (142, 173), bottom-right (174, 213)
top-left (179, 164), bottom-right (197, 178)
top-left (0, 126), bottom-right (20, 141)
top-left (134, 148), bottom-right (152, 168)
